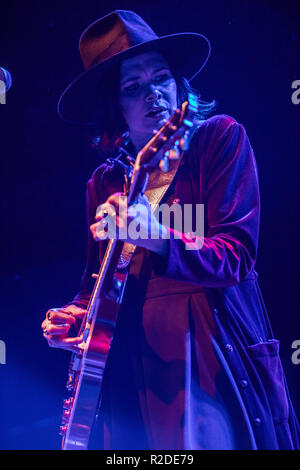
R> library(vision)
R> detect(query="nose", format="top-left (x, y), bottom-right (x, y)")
top-left (145, 85), bottom-right (162, 103)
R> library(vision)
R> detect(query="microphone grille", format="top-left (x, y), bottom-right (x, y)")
top-left (0, 68), bottom-right (12, 92)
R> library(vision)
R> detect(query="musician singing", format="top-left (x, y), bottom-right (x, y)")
top-left (41, 10), bottom-right (300, 450)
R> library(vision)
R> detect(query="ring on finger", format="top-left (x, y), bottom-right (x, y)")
top-left (46, 310), bottom-right (54, 321)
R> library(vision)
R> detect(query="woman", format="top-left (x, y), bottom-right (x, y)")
top-left (42, 10), bottom-right (300, 450)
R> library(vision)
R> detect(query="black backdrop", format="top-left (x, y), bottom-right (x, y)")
top-left (0, 0), bottom-right (299, 450)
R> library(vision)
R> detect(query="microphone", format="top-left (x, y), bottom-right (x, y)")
top-left (0, 67), bottom-right (12, 93)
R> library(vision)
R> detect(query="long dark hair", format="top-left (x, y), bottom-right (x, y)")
top-left (89, 58), bottom-right (216, 156)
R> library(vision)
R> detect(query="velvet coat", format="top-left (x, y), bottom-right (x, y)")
top-left (67, 114), bottom-right (300, 450)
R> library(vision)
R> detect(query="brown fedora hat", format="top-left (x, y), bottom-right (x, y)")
top-left (57, 10), bottom-right (211, 125)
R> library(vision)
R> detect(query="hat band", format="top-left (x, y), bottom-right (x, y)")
top-left (88, 31), bottom-right (159, 69)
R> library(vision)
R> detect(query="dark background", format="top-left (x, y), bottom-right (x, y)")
top-left (0, 0), bottom-right (299, 450)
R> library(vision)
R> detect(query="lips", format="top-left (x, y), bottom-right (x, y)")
top-left (145, 106), bottom-right (168, 118)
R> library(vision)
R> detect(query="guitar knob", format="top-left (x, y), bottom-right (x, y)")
top-left (66, 373), bottom-right (74, 391)
top-left (59, 424), bottom-right (68, 436)
top-left (62, 409), bottom-right (71, 423)
top-left (63, 397), bottom-right (73, 409)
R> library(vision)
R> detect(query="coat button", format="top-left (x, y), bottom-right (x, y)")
top-left (240, 380), bottom-right (248, 388)
top-left (225, 344), bottom-right (233, 352)
top-left (253, 418), bottom-right (261, 426)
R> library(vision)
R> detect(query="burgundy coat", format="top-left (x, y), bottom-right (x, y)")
top-left (68, 114), bottom-right (300, 450)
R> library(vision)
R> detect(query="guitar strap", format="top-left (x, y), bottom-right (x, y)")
top-left (117, 155), bottom-right (183, 269)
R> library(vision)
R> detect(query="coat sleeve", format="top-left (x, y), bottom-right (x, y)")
top-left (152, 115), bottom-right (260, 287)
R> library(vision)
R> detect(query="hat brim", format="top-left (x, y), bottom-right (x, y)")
top-left (57, 32), bottom-right (211, 126)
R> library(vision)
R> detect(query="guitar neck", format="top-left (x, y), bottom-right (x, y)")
top-left (85, 239), bottom-right (126, 327)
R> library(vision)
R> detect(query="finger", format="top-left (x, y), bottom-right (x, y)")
top-left (93, 213), bottom-right (126, 240)
top-left (106, 192), bottom-right (125, 206)
top-left (96, 195), bottom-right (127, 221)
top-left (47, 334), bottom-right (84, 352)
top-left (155, 127), bottom-right (187, 161)
top-left (66, 309), bottom-right (86, 320)
top-left (95, 201), bottom-right (117, 220)
top-left (47, 310), bottom-right (76, 325)
top-left (90, 222), bottom-right (111, 241)
top-left (45, 323), bottom-right (71, 335)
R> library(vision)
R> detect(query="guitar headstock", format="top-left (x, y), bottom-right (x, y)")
top-left (135, 92), bottom-right (199, 173)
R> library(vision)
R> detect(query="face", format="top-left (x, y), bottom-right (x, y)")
top-left (119, 51), bottom-right (177, 144)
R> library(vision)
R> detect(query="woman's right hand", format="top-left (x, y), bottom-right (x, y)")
top-left (41, 304), bottom-right (86, 352)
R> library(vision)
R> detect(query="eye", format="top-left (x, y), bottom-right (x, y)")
top-left (154, 73), bottom-right (172, 83)
top-left (122, 83), bottom-right (139, 94)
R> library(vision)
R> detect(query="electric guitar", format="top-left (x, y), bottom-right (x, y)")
top-left (60, 93), bottom-right (199, 450)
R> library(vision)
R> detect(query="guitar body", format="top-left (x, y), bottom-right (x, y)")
top-left (61, 240), bottom-right (128, 450)
top-left (59, 94), bottom-right (199, 450)
top-left (62, 296), bottom-right (121, 449)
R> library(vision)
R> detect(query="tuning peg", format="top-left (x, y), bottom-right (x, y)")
top-left (158, 134), bottom-right (167, 142)
top-left (159, 156), bottom-right (169, 172)
top-left (167, 148), bottom-right (181, 160)
top-left (179, 131), bottom-right (190, 151)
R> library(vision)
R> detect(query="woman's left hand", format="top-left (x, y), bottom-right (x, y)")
top-left (90, 192), bottom-right (169, 256)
